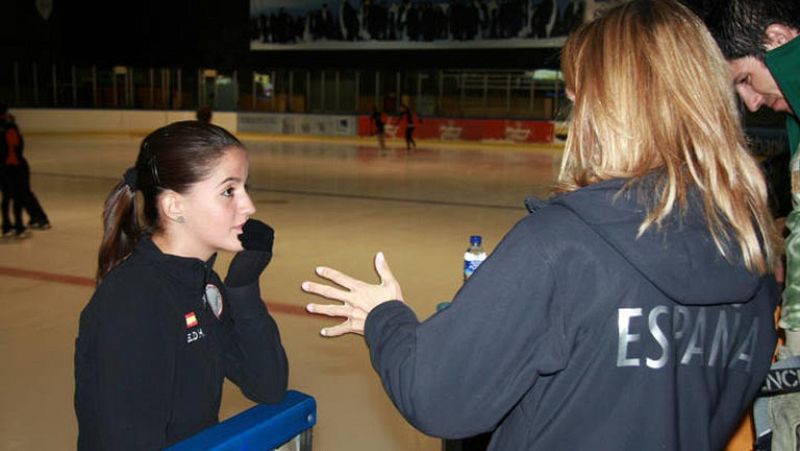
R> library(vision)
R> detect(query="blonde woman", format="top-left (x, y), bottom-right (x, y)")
top-left (304, 0), bottom-right (780, 449)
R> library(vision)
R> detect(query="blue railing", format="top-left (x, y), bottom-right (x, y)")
top-left (167, 390), bottom-right (316, 451)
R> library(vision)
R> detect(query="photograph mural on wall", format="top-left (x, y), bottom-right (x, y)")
top-left (250, 0), bottom-right (597, 51)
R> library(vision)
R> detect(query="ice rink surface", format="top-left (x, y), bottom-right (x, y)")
top-left (0, 133), bottom-right (751, 450)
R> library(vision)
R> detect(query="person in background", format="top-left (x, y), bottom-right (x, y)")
top-left (694, 1), bottom-right (800, 448)
top-left (196, 106), bottom-right (213, 124)
top-left (74, 121), bottom-right (288, 450)
top-left (697, 0), bottom-right (800, 352)
top-left (371, 106), bottom-right (387, 150)
top-left (303, 1), bottom-right (780, 449)
top-left (0, 104), bottom-right (50, 238)
top-left (0, 110), bottom-right (6, 237)
top-left (398, 103), bottom-right (420, 151)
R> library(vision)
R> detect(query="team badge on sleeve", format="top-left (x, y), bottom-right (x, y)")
top-left (204, 284), bottom-right (223, 319)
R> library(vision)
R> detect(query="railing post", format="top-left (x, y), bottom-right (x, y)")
top-left (149, 68), bottom-right (155, 108)
top-left (289, 70), bottom-right (294, 112)
top-left (335, 70), bottom-right (340, 112)
top-left (251, 71), bottom-right (257, 110)
top-left (176, 68), bottom-right (182, 109)
top-left (483, 74), bottom-right (488, 109)
top-left (506, 74), bottom-right (511, 115)
top-left (13, 62), bottom-right (19, 105)
top-left (92, 66), bottom-right (97, 107)
top-left (32, 63), bottom-right (39, 106)
top-left (52, 63), bottom-right (58, 106)
top-left (355, 70), bottom-right (360, 112)
top-left (72, 65), bottom-right (77, 107)
top-left (233, 70), bottom-right (239, 110)
top-left (271, 70), bottom-right (276, 111)
top-left (375, 71), bottom-right (380, 111)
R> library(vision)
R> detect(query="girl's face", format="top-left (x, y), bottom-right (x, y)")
top-left (178, 146), bottom-right (255, 259)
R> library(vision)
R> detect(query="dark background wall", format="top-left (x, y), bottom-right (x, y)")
top-left (0, 0), bottom-right (560, 70)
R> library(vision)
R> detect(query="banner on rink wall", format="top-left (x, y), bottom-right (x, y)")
top-left (358, 115), bottom-right (555, 143)
top-left (250, 0), bottom-right (591, 51)
top-left (238, 113), bottom-right (358, 136)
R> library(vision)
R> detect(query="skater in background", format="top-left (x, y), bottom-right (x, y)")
top-left (75, 121), bottom-right (288, 449)
top-left (196, 106), bottom-right (213, 124)
top-left (371, 106), bottom-right (386, 150)
top-left (303, 1), bottom-right (780, 449)
top-left (398, 103), bottom-right (420, 151)
top-left (0, 104), bottom-right (50, 238)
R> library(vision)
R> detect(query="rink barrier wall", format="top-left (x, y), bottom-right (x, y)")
top-left (166, 390), bottom-right (316, 451)
top-left (238, 112), bottom-right (358, 136)
top-left (12, 109), bottom-right (238, 135)
top-left (11, 109), bottom-right (556, 144)
top-left (358, 115), bottom-right (555, 143)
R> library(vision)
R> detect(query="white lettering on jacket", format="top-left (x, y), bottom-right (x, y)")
top-left (617, 305), bottom-right (758, 372)
top-left (187, 327), bottom-right (206, 344)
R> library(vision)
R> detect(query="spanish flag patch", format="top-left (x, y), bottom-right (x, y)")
top-left (185, 312), bottom-right (198, 329)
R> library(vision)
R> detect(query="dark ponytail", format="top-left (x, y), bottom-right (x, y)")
top-left (96, 121), bottom-right (243, 283)
top-left (96, 182), bottom-right (141, 283)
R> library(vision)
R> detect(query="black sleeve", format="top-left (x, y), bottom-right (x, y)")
top-left (222, 282), bottom-right (289, 403)
top-left (364, 217), bottom-right (568, 439)
top-left (74, 286), bottom-right (175, 450)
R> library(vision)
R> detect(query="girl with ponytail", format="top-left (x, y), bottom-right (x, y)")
top-left (75, 121), bottom-right (288, 450)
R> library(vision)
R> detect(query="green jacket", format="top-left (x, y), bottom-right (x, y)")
top-left (766, 36), bottom-right (800, 331)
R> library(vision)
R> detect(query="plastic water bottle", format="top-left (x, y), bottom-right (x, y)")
top-left (463, 235), bottom-right (487, 281)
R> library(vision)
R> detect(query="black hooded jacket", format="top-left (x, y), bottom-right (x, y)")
top-left (74, 238), bottom-right (288, 450)
top-left (365, 177), bottom-right (778, 450)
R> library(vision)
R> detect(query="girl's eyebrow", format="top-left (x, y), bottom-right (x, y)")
top-left (216, 176), bottom-right (242, 187)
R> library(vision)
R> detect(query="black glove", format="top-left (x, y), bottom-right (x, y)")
top-left (225, 219), bottom-right (274, 287)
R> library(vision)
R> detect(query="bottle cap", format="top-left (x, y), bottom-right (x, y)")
top-left (470, 235), bottom-right (482, 246)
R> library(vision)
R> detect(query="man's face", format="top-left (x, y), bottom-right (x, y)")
top-left (728, 23), bottom-right (799, 116)
top-left (730, 56), bottom-right (793, 114)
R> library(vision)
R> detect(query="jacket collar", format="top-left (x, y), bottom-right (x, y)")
top-left (135, 237), bottom-right (217, 290)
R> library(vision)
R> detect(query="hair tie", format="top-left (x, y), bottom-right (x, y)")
top-left (123, 167), bottom-right (138, 191)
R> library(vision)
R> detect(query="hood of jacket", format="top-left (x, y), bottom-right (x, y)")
top-left (532, 177), bottom-right (763, 306)
top-left (766, 33), bottom-right (800, 154)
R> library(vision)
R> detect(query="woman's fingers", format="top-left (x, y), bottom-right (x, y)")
top-left (306, 303), bottom-right (351, 318)
top-left (302, 281), bottom-right (349, 302)
top-left (315, 266), bottom-right (358, 290)
top-left (321, 320), bottom-right (355, 337)
top-left (374, 252), bottom-right (393, 282)
top-left (374, 252), bottom-right (404, 301)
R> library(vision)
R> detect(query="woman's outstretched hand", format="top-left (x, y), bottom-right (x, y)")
top-left (304, 252), bottom-right (404, 337)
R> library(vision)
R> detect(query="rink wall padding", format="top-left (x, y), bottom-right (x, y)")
top-left (357, 115), bottom-right (555, 143)
top-left (13, 109), bottom-right (238, 135)
top-left (238, 112), bottom-right (358, 136)
top-left (12, 109), bottom-right (555, 144)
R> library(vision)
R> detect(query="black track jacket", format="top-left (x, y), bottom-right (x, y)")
top-left (75, 238), bottom-right (288, 450)
top-left (365, 177), bottom-right (779, 450)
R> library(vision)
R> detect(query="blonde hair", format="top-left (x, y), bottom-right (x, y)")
top-left (559, 0), bottom-right (777, 274)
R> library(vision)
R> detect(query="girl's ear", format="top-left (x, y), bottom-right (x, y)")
top-left (159, 190), bottom-right (186, 224)
top-left (764, 23), bottom-right (800, 50)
